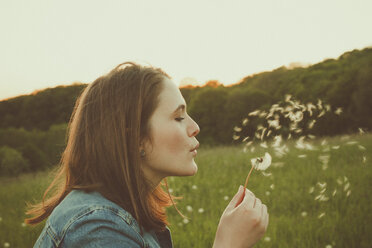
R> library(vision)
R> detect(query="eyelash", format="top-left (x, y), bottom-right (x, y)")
top-left (175, 117), bottom-right (185, 122)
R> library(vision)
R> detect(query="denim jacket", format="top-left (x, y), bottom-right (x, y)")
top-left (34, 190), bottom-right (173, 248)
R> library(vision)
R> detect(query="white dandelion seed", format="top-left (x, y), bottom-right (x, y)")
top-left (198, 208), bottom-right (204, 213)
top-left (358, 128), bottom-right (365, 134)
top-left (301, 211), bottom-right (308, 217)
top-left (334, 108), bottom-right (342, 115)
top-left (317, 99), bottom-right (323, 109)
top-left (233, 134), bottom-right (240, 140)
top-left (266, 130), bottom-right (272, 137)
top-left (317, 182), bottom-right (327, 188)
top-left (268, 119), bottom-right (280, 129)
top-left (344, 176), bottom-right (348, 182)
top-left (346, 190), bottom-right (351, 197)
top-left (270, 184), bottom-right (275, 190)
top-left (308, 134), bottom-right (316, 139)
top-left (298, 154), bottom-right (307, 158)
top-left (272, 162), bottom-right (284, 167)
top-left (265, 191), bottom-right (270, 196)
top-left (358, 145), bottom-right (366, 151)
top-left (344, 182), bottom-right (350, 192)
top-left (250, 147), bottom-right (255, 153)
top-left (178, 222), bottom-right (183, 226)
top-left (337, 177), bottom-right (343, 185)
top-left (249, 110), bottom-right (260, 116)
top-left (260, 128), bottom-right (267, 140)
top-left (264, 237), bottom-right (271, 242)
top-left (308, 120), bottom-right (316, 129)
top-left (4, 242), bottom-right (10, 248)
top-left (326, 245), bottom-right (332, 248)
top-left (183, 218), bottom-right (189, 224)
top-left (21, 223), bottom-right (26, 227)
top-left (262, 172), bottom-right (272, 177)
top-left (224, 196), bottom-right (229, 201)
top-left (192, 185), bottom-right (197, 190)
top-left (332, 145), bottom-right (340, 150)
top-left (251, 152), bottom-right (272, 171)
top-left (321, 139), bottom-right (327, 146)
top-left (255, 132), bottom-right (261, 139)
top-left (318, 212), bottom-right (326, 219)
top-left (320, 188), bottom-right (326, 194)
top-left (318, 110), bottom-right (326, 118)
top-left (260, 141), bottom-right (268, 148)
top-left (346, 141), bottom-right (358, 145)
top-left (234, 126), bottom-right (242, 132)
top-left (309, 186), bottom-right (315, 194)
top-left (242, 136), bottom-right (250, 142)
top-left (285, 94), bottom-right (292, 102)
top-left (325, 104), bottom-right (331, 112)
top-left (245, 141), bottom-right (253, 147)
top-left (168, 188), bottom-right (174, 193)
top-left (242, 118), bottom-right (249, 126)
top-left (272, 135), bottom-right (282, 148)
top-left (186, 206), bottom-right (193, 212)
top-left (363, 156), bottom-right (367, 163)
top-left (332, 189), bottom-right (337, 197)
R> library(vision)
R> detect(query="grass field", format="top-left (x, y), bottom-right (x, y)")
top-left (0, 134), bottom-right (371, 247)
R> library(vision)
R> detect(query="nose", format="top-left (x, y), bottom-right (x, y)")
top-left (188, 116), bottom-right (200, 137)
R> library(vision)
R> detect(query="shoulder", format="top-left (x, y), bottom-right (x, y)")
top-left (36, 190), bottom-right (145, 247)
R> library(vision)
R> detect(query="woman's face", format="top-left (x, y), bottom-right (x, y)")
top-left (141, 78), bottom-right (200, 185)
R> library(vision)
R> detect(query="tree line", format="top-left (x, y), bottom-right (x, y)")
top-left (0, 47), bottom-right (371, 176)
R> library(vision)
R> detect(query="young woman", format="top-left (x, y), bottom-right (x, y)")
top-left (26, 62), bottom-right (269, 247)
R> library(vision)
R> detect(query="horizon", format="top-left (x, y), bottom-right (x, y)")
top-left (1, 0), bottom-right (372, 101)
top-left (1, 45), bottom-right (370, 101)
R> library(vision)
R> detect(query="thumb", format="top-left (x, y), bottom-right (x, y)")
top-left (226, 185), bottom-right (244, 211)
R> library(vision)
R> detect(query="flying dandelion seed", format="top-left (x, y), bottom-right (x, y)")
top-left (326, 245), bottom-right (332, 248)
top-left (248, 110), bottom-right (260, 116)
top-left (346, 190), bottom-right (351, 197)
top-left (317, 182), bottom-right (327, 188)
top-left (265, 191), bottom-right (270, 196)
top-left (358, 128), bottom-right (365, 134)
top-left (334, 108), bottom-right (342, 115)
top-left (21, 222), bottom-right (26, 227)
top-left (260, 141), bottom-right (268, 148)
top-left (346, 141), bottom-right (358, 145)
top-left (318, 212), bottom-right (326, 219)
top-left (332, 189), bottom-right (337, 197)
top-left (318, 110), bottom-right (326, 118)
top-left (233, 134), bottom-right (240, 140)
top-left (262, 172), bottom-right (272, 177)
top-left (344, 182), bottom-right (350, 192)
top-left (182, 218), bottom-right (189, 224)
top-left (186, 206), bottom-right (193, 212)
top-left (198, 208), bottom-right (204, 213)
top-left (223, 196), bottom-right (229, 201)
top-left (4, 242), bottom-right (10, 248)
top-left (298, 154), bottom-right (307, 158)
top-left (363, 156), bottom-right (367, 163)
top-left (168, 188), bottom-right (174, 193)
top-left (358, 145), bottom-right (366, 151)
top-left (337, 177), bottom-right (343, 185)
top-left (234, 126), bottom-right (242, 132)
top-left (270, 184), bottom-right (275, 190)
top-left (332, 145), bottom-right (340, 150)
top-left (301, 211), bottom-right (308, 217)
top-left (242, 136), bottom-right (250, 143)
top-left (242, 118), bottom-right (249, 126)
top-left (192, 185), bottom-right (197, 190)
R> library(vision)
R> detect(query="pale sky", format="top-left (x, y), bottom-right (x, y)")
top-left (1, 0), bottom-right (371, 100)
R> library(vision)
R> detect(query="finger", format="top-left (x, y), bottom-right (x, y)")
top-left (228, 185), bottom-right (244, 210)
top-left (241, 188), bottom-right (256, 209)
top-left (254, 197), bottom-right (262, 209)
top-left (262, 204), bottom-right (269, 230)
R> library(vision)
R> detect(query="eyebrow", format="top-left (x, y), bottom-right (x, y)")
top-left (173, 104), bottom-right (186, 113)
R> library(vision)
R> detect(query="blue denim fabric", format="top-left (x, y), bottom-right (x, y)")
top-left (34, 190), bottom-right (173, 248)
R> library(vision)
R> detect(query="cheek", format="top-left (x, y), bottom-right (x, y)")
top-left (156, 126), bottom-right (185, 154)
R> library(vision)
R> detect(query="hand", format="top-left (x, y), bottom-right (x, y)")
top-left (213, 185), bottom-right (269, 248)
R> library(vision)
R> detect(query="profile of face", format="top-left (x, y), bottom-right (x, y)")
top-left (141, 78), bottom-right (200, 185)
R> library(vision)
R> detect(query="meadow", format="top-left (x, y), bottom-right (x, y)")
top-left (0, 134), bottom-right (371, 247)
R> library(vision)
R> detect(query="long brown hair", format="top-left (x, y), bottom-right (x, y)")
top-left (25, 62), bottom-right (178, 232)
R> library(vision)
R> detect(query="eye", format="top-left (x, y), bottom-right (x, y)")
top-left (175, 117), bottom-right (185, 122)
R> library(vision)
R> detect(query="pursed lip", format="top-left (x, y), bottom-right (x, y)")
top-left (190, 143), bottom-right (200, 152)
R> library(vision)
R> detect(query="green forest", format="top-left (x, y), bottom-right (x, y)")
top-left (0, 47), bottom-right (371, 176)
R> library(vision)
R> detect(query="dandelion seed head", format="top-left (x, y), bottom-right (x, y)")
top-left (251, 152), bottom-right (272, 171)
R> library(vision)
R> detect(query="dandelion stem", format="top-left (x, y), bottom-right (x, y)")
top-left (244, 165), bottom-right (255, 191)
